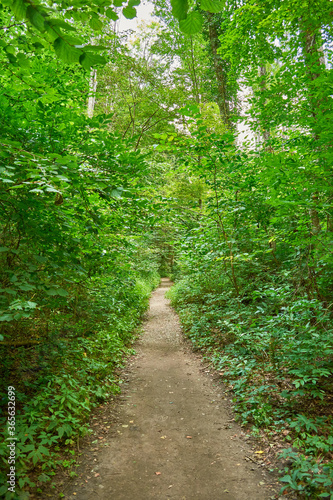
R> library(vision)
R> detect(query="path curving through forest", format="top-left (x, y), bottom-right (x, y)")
top-left (63, 279), bottom-right (277, 500)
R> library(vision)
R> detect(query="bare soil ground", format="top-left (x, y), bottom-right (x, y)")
top-left (60, 279), bottom-right (282, 500)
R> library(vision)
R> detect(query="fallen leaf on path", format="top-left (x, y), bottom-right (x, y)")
top-left (186, 436), bottom-right (192, 439)
top-left (255, 450), bottom-right (264, 454)
top-left (94, 473), bottom-right (100, 477)
top-left (122, 425), bottom-right (128, 428)
top-left (155, 472), bottom-right (162, 475)
top-left (161, 436), bottom-right (167, 439)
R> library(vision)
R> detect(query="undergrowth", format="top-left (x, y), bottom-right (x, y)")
top-left (0, 269), bottom-right (159, 499)
top-left (168, 270), bottom-right (333, 499)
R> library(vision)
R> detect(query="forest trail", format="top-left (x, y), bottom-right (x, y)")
top-left (63, 279), bottom-right (276, 500)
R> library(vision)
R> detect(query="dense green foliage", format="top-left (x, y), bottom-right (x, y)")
top-left (162, 1), bottom-right (333, 496)
top-left (1, 0), bottom-right (333, 498)
top-left (0, 2), bottom-right (161, 498)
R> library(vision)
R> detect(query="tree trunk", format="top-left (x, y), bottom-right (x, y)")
top-left (206, 13), bottom-right (230, 127)
top-left (87, 69), bottom-right (98, 118)
top-left (259, 65), bottom-right (270, 144)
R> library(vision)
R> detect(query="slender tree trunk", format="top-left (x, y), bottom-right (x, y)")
top-left (301, 25), bottom-right (325, 236)
top-left (206, 13), bottom-right (230, 127)
top-left (259, 65), bottom-right (270, 144)
top-left (87, 69), bottom-right (98, 118)
top-left (300, 23), bottom-right (326, 297)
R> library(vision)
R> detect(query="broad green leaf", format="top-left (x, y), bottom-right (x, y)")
top-left (82, 44), bottom-right (107, 52)
top-left (128, 0), bottom-right (141, 6)
top-left (171, 0), bottom-right (188, 21)
top-left (38, 445), bottom-right (50, 456)
top-left (0, 485), bottom-right (8, 496)
top-left (179, 12), bottom-right (204, 34)
top-left (105, 8), bottom-right (119, 21)
top-left (113, 0), bottom-right (126, 6)
top-left (53, 37), bottom-right (81, 64)
top-left (122, 6), bottom-right (137, 19)
top-left (34, 255), bottom-right (47, 263)
top-left (11, 0), bottom-right (27, 20)
top-left (48, 19), bottom-right (77, 31)
top-left (89, 16), bottom-right (104, 31)
top-left (26, 5), bottom-right (45, 32)
top-left (0, 247), bottom-right (9, 252)
top-left (19, 284), bottom-right (35, 291)
top-left (0, 314), bottom-right (14, 322)
top-left (5, 45), bottom-right (15, 55)
top-left (79, 52), bottom-right (107, 70)
top-left (200, 0), bottom-right (225, 13)
top-left (26, 301), bottom-right (37, 308)
top-left (17, 53), bottom-right (30, 69)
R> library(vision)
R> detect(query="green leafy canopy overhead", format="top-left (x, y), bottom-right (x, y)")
top-left (172, 0), bottom-right (226, 34)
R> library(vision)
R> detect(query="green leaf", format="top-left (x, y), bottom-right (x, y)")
top-left (171, 0), bottom-right (188, 21)
top-left (26, 301), bottom-right (37, 308)
top-left (0, 485), bottom-right (7, 496)
top-left (89, 16), bottom-right (104, 31)
top-left (53, 37), bottom-right (82, 64)
top-left (128, 0), bottom-right (141, 6)
top-left (58, 425), bottom-right (65, 438)
top-left (19, 284), bottom-right (35, 291)
top-left (82, 44), bottom-right (107, 52)
top-left (48, 19), bottom-right (77, 31)
top-left (179, 11), bottom-right (203, 34)
top-left (17, 52), bottom-right (31, 69)
top-left (79, 52), bottom-right (107, 70)
top-left (11, 0), bottom-right (27, 21)
top-left (45, 287), bottom-right (68, 297)
top-left (105, 8), bottom-right (119, 21)
top-left (0, 247), bottom-right (9, 252)
top-left (0, 314), bottom-right (14, 322)
top-left (26, 5), bottom-right (45, 32)
top-left (200, 0), bottom-right (225, 13)
top-left (38, 445), bottom-right (50, 456)
top-left (113, 0), bottom-right (126, 6)
top-left (122, 6), bottom-right (137, 19)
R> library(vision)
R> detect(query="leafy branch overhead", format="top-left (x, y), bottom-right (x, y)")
top-left (171, 0), bottom-right (226, 34)
top-left (1, 0), bottom-right (140, 68)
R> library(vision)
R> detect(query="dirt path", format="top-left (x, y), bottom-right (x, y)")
top-left (63, 279), bottom-right (278, 500)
